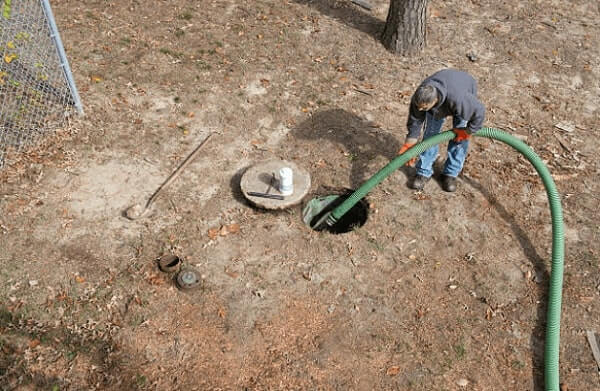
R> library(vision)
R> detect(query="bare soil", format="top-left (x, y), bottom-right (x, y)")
top-left (1, 0), bottom-right (599, 390)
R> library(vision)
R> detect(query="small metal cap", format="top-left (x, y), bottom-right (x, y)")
top-left (175, 268), bottom-right (201, 291)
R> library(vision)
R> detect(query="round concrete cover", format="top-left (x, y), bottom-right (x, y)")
top-left (240, 159), bottom-right (311, 210)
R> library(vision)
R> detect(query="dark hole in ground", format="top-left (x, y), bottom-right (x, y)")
top-left (158, 255), bottom-right (181, 273)
top-left (308, 192), bottom-right (369, 234)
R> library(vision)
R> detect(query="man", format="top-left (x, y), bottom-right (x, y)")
top-left (397, 69), bottom-right (485, 192)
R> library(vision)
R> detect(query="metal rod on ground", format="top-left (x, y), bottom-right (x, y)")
top-left (125, 133), bottom-right (213, 220)
top-left (247, 192), bottom-right (284, 200)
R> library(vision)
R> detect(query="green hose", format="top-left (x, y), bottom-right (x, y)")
top-left (323, 127), bottom-right (564, 391)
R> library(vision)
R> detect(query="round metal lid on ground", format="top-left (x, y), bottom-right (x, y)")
top-left (176, 268), bottom-right (201, 291)
top-left (240, 159), bottom-right (311, 210)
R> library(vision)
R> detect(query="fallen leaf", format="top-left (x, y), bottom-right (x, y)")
top-left (218, 307), bottom-right (226, 318)
top-left (207, 228), bottom-right (219, 240)
top-left (386, 366), bottom-right (401, 376)
top-left (28, 339), bottom-right (40, 349)
top-left (554, 122), bottom-right (575, 133)
top-left (90, 75), bottom-right (102, 83)
top-left (75, 275), bottom-right (86, 283)
top-left (429, 6), bottom-right (442, 18)
top-left (226, 223), bottom-right (240, 234)
top-left (146, 273), bottom-right (164, 286)
top-left (315, 159), bottom-right (327, 168)
top-left (4, 53), bottom-right (17, 63)
top-left (219, 225), bottom-right (229, 236)
top-left (413, 192), bottom-right (431, 201)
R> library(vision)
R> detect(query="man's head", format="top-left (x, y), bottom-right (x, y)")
top-left (414, 85), bottom-right (438, 111)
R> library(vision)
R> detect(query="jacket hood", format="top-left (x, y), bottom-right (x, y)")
top-left (426, 79), bottom-right (447, 109)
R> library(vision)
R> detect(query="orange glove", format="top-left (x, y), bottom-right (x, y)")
top-left (397, 142), bottom-right (417, 166)
top-left (453, 128), bottom-right (471, 142)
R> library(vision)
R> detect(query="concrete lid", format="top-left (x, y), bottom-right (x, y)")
top-left (240, 159), bottom-right (311, 210)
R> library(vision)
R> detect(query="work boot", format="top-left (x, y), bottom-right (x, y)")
top-left (441, 175), bottom-right (457, 192)
top-left (410, 175), bottom-right (430, 191)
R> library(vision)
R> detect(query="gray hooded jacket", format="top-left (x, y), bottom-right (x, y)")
top-left (406, 69), bottom-right (485, 141)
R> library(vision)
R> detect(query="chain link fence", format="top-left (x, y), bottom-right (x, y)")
top-left (0, 0), bottom-right (82, 167)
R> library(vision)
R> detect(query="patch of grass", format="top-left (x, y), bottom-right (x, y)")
top-left (85, 11), bottom-right (98, 20)
top-left (136, 374), bottom-right (147, 388)
top-left (129, 313), bottom-right (146, 327)
top-left (0, 307), bottom-right (13, 324)
top-left (179, 11), bottom-right (193, 20)
top-left (195, 60), bottom-right (212, 70)
top-left (174, 28), bottom-right (185, 38)
top-left (66, 351), bottom-right (77, 362)
top-left (119, 37), bottom-right (131, 46)
top-left (159, 48), bottom-right (185, 59)
top-left (367, 237), bottom-right (385, 252)
top-left (453, 343), bottom-right (466, 359)
top-left (512, 359), bottom-right (525, 369)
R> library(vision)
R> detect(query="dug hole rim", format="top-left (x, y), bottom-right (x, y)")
top-left (157, 254), bottom-right (182, 273)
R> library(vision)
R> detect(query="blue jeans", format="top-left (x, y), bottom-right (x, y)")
top-left (415, 113), bottom-right (469, 178)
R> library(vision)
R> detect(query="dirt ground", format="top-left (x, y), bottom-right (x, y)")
top-left (1, 0), bottom-right (599, 390)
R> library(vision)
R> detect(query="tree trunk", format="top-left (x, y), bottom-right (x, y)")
top-left (381, 0), bottom-right (427, 55)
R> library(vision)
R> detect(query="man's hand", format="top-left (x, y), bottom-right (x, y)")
top-left (453, 128), bottom-right (471, 142)
top-left (397, 142), bottom-right (417, 166)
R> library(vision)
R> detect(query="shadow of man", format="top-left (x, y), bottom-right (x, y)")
top-left (462, 174), bottom-right (550, 391)
top-left (289, 108), bottom-right (401, 189)
top-left (291, 0), bottom-right (385, 40)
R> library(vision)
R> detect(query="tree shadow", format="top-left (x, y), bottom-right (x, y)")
top-left (0, 306), bottom-right (140, 390)
top-left (290, 108), bottom-right (402, 189)
top-left (292, 0), bottom-right (386, 40)
top-left (461, 175), bottom-right (549, 391)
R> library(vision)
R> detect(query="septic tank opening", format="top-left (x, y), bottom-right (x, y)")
top-left (303, 192), bottom-right (369, 234)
